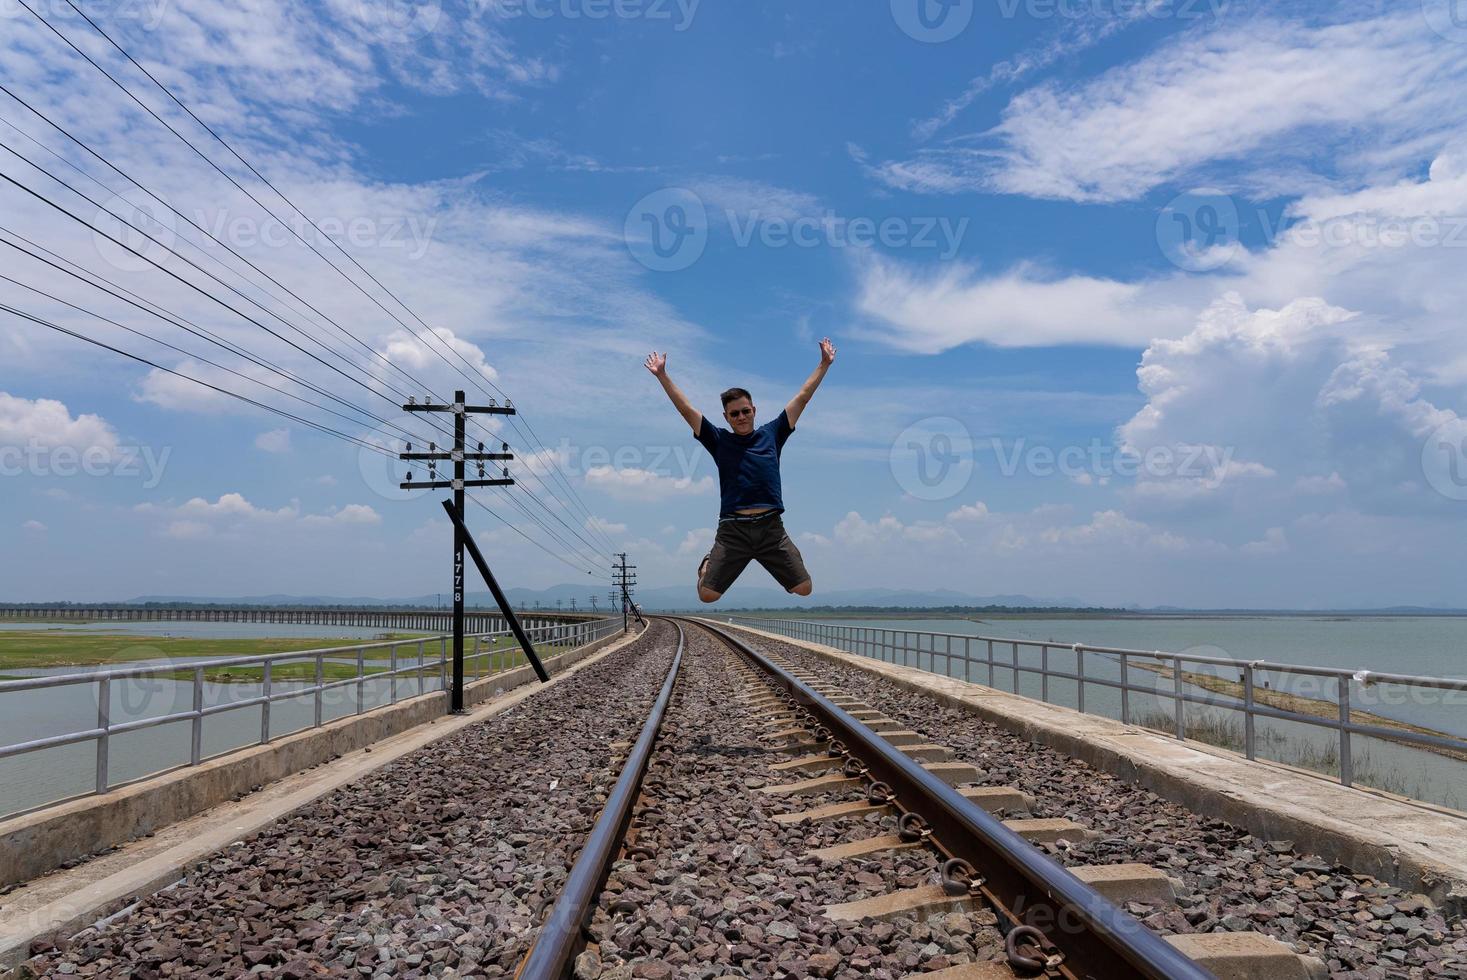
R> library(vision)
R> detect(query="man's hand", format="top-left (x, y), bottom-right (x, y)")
top-left (819, 337), bottom-right (837, 366)
top-left (644, 351), bottom-right (668, 378)
top-left (787, 336), bottom-right (837, 428)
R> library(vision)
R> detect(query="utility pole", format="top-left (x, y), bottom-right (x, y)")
top-left (400, 390), bottom-right (516, 712)
top-left (613, 553), bottom-right (640, 631)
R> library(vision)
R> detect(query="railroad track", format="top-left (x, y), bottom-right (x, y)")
top-left (517, 617), bottom-right (1327, 979)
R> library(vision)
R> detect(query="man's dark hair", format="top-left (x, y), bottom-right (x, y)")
top-left (720, 387), bottom-right (753, 408)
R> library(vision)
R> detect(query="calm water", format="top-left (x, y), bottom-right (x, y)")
top-left (0, 622), bottom-right (459, 818)
top-left (789, 615), bottom-right (1467, 810)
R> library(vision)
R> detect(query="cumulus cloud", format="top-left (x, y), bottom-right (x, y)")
top-left (255, 428), bottom-right (291, 453)
top-left (0, 392), bottom-right (118, 455)
top-left (585, 466), bottom-right (715, 502)
top-left (1116, 294), bottom-right (1462, 513)
top-left (586, 515), bottom-right (628, 536)
top-left (21, 519), bottom-right (46, 531)
top-left (150, 493), bottom-right (381, 532)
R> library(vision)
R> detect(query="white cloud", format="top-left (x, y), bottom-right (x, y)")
top-left (21, 520), bottom-right (46, 532)
top-left (586, 515), bottom-right (627, 535)
top-left (302, 504), bottom-right (382, 526)
top-left (585, 466), bottom-right (714, 502)
top-left (255, 428), bottom-right (292, 453)
top-left (0, 392), bottom-right (118, 455)
top-left (946, 501), bottom-right (989, 522)
top-left (874, 12), bottom-right (1467, 203)
top-left (151, 493), bottom-right (381, 532)
top-left (1242, 527), bottom-right (1289, 555)
top-left (692, 176), bottom-right (822, 225)
top-left (853, 253), bottom-right (1193, 351)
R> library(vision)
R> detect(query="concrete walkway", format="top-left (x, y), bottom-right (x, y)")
top-left (718, 621), bottom-right (1467, 915)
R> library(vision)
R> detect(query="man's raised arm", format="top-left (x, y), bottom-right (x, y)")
top-left (785, 337), bottom-right (837, 428)
top-left (644, 351), bottom-right (703, 435)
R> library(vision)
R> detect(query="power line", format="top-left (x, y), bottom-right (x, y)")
top-left (1, 303), bottom-right (395, 456)
top-left (25, 0), bottom-right (617, 556)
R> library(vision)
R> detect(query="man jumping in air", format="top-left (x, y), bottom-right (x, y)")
top-left (645, 338), bottom-right (837, 603)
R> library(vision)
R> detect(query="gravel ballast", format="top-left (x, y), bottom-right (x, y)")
top-left (583, 623), bottom-right (1004, 980)
top-left (741, 626), bottom-right (1467, 980)
top-left (13, 624), bottom-right (676, 979)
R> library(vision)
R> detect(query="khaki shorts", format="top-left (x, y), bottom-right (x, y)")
top-left (701, 513), bottom-right (810, 594)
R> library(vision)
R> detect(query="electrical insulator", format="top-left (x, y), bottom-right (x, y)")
top-left (406, 442), bottom-right (413, 453)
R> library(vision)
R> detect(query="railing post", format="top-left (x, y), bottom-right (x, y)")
top-left (1338, 677), bottom-right (1353, 787)
top-left (1076, 646), bottom-right (1085, 714)
top-left (1173, 659), bottom-right (1185, 741)
top-left (1011, 642), bottom-right (1018, 693)
top-left (390, 644), bottom-right (398, 704)
top-left (965, 636), bottom-right (973, 683)
top-left (1120, 654), bottom-right (1130, 725)
top-left (314, 653), bottom-right (324, 729)
top-left (191, 666), bottom-right (204, 766)
top-left (418, 641), bottom-right (426, 697)
top-left (1243, 664), bottom-right (1256, 760)
top-left (986, 639), bottom-right (994, 687)
top-left (261, 661), bottom-right (272, 745)
top-left (1041, 645), bottom-right (1049, 703)
top-left (357, 647), bottom-right (366, 715)
top-left (95, 675), bottom-right (110, 795)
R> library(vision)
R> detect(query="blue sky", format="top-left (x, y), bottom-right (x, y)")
top-left (2, 0), bottom-right (1466, 607)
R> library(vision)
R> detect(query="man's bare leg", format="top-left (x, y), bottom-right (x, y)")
top-left (787, 579), bottom-right (813, 597)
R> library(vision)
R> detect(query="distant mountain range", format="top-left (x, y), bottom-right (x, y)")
top-left (24, 588), bottom-right (1460, 615)
top-left (121, 586), bottom-right (1085, 611)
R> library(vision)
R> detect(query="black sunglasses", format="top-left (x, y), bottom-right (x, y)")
top-left (727, 407), bottom-right (754, 418)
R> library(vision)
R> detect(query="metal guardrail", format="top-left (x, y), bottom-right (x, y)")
top-left (0, 616), bottom-right (622, 815)
top-left (727, 616), bottom-right (1467, 794)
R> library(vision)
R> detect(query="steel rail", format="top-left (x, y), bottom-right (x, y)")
top-left (518, 620), bottom-right (685, 980)
top-left (689, 618), bottom-right (1214, 980)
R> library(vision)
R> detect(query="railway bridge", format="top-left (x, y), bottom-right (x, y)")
top-left (1, 617), bottom-right (1465, 978)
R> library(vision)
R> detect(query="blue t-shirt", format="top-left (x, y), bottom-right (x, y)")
top-left (696, 409), bottom-right (794, 518)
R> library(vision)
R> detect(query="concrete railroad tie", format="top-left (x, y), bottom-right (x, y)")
top-left (733, 659), bottom-right (1328, 980)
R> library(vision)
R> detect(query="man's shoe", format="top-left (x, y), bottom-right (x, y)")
top-left (697, 553), bottom-right (711, 588)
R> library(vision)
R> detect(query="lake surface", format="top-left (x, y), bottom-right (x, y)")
top-left (774, 615), bottom-right (1467, 810)
top-left (0, 622), bottom-right (463, 819)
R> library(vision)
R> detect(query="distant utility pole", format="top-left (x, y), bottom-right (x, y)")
top-left (569, 598), bottom-right (577, 612)
top-left (614, 553), bottom-right (641, 631)
top-left (399, 389), bottom-right (526, 712)
top-left (589, 595), bottom-right (598, 614)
